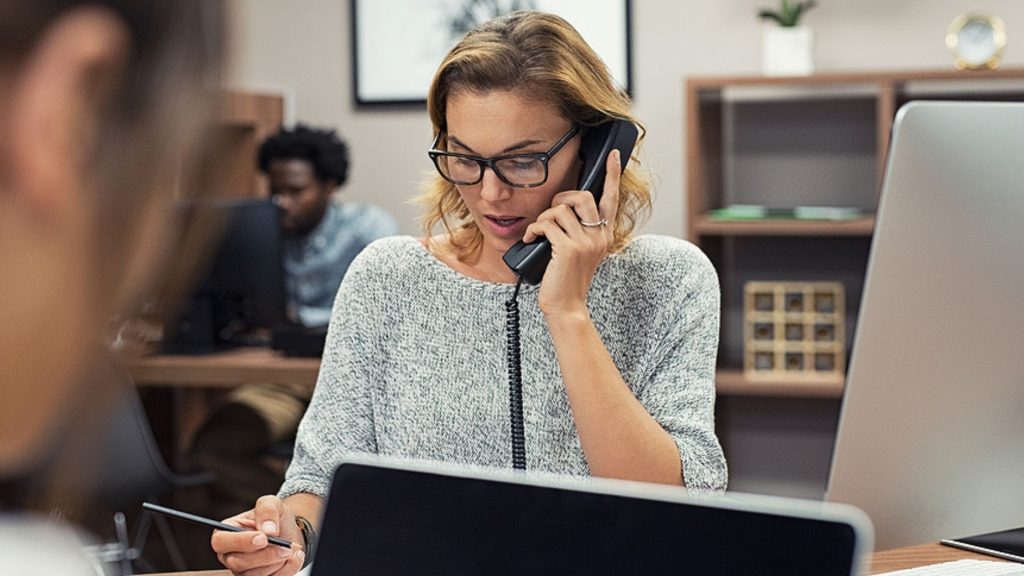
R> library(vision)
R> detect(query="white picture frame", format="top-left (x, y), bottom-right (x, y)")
top-left (351, 0), bottom-right (632, 106)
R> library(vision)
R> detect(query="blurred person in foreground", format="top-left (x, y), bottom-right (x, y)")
top-left (0, 1), bottom-right (311, 573)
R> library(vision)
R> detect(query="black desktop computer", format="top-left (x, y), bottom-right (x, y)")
top-left (163, 198), bottom-right (289, 354)
top-left (270, 323), bottom-right (328, 358)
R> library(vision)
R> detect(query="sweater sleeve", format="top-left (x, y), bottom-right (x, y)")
top-left (634, 242), bottom-right (727, 493)
top-left (279, 246), bottom-right (383, 499)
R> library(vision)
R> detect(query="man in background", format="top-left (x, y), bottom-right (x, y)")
top-left (267, 125), bottom-right (398, 326)
top-left (190, 124), bottom-right (397, 516)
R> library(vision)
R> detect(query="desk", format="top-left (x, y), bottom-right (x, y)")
top-left (124, 347), bottom-right (320, 389)
top-left (147, 542), bottom-right (1009, 575)
top-left (869, 542), bottom-right (1010, 572)
top-left (121, 347), bottom-right (320, 461)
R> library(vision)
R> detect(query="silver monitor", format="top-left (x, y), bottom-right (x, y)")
top-left (827, 101), bottom-right (1024, 550)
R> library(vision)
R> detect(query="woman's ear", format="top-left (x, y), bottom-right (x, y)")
top-left (5, 7), bottom-right (129, 218)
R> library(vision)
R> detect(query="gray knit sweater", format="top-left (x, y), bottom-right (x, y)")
top-left (279, 234), bottom-right (727, 497)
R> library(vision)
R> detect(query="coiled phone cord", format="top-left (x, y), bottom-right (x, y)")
top-left (504, 277), bottom-right (527, 470)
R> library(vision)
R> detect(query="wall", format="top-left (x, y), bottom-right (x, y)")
top-left (226, 0), bottom-right (1024, 237)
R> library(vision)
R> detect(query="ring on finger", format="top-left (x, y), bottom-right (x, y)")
top-left (579, 218), bottom-right (608, 228)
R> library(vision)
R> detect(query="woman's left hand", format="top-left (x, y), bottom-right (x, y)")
top-left (521, 150), bottom-right (622, 319)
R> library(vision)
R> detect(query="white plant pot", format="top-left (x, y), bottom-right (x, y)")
top-left (762, 26), bottom-right (814, 76)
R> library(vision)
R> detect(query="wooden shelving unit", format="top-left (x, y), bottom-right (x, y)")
top-left (686, 69), bottom-right (1024, 498)
top-left (686, 68), bottom-right (1024, 397)
top-left (217, 91), bottom-right (285, 198)
top-left (714, 368), bottom-right (844, 399)
top-left (693, 215), bottom-right (875, 237)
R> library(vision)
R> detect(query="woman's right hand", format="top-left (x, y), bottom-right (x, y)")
top-left (211, 495), bottom-right (306, 576)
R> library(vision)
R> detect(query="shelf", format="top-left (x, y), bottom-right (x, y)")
top-left (715, 368), bottom-right (844, 399)
top-left (720, 84), bottom-right (878, 102)
top-left (689, 70), bottom-right (1024, 498)
top-left (687, 68), bottom-right (1024, 91)
top-left (217, 91), bottom-right (285, 198)
top-left (694, 215), bottom-right (875, 237)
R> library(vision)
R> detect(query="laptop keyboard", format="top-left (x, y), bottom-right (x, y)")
top-left (876, 559), bottom-right (1024, 575)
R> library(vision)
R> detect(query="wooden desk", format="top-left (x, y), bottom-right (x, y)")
top-left (869, 542), bottom-right (1010, 573)
top-left (121, 347), bottom-right (320, 462)
top-left (122, 351), bottom-right (1006, 575)
top-left (123, 347), bottom-right (320, 389)
top-left (148, 542), bottom-right (1009, 575)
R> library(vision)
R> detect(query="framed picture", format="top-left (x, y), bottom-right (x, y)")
top-left (351, 0), bottom-right (632, 106)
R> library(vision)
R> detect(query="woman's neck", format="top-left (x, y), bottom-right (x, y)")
top-left (422, 235), bottom-right (519, 284)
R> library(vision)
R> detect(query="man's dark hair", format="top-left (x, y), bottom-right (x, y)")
top-left (258, 124), bottom-right (350, 186)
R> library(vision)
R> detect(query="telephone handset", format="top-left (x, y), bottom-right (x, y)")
top-left (501, 119), bottom-right (638, 470)
top-left (501, 120), bottom-right (639, 285)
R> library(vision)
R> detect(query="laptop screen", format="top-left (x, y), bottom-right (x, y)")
top-left (313, 460), bottom-right (868, 576)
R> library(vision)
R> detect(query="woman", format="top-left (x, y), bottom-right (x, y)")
top-left (213, 11), bottom-right (724, 575)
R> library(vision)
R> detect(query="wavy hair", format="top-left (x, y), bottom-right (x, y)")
top-left (419, 10), bottom-right (651, 259)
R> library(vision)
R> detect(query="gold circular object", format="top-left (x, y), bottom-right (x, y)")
top-left (946, 12), bottom-right (1007, 70)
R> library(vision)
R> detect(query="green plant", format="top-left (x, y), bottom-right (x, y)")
top-left (758, 0), bottom-right (817, 27)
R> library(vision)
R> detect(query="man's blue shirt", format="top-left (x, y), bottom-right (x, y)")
top-left (283, 198), bottom-right (397, 327)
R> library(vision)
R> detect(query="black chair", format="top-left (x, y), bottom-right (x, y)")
top-left (93, 356), bottom-right (214, 572)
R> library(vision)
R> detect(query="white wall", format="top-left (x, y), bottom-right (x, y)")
top-left (226, 0), bottom-right (1024, 238)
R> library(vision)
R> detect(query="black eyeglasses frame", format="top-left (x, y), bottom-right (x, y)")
top-left (427, 124), bottom-right (580, 189)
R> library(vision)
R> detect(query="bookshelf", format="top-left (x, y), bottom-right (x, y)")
top-left (685, 69), bottom-right (1024, 497)
top-left (218, 91), bottom-right (285, 198)
top-left (687, 68), bottom-right (1024, 395)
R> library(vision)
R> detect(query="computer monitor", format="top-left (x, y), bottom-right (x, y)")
top-left (826, 101), bottom-right (1024, 550)
top-left (162, 198), bottom-right (287, 354)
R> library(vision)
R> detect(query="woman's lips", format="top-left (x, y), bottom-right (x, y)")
top-left (484, 215), bottom-right (526, 237)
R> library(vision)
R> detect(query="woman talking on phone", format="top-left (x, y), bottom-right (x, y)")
top-left (213, 11), bottom-right (725, 574)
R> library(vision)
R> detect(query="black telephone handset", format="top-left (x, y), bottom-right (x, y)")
top-left (502, 120), bottom-right (639, 285)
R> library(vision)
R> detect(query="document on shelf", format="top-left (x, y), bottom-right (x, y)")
top-left (706, 204), bottom-right (865, 221)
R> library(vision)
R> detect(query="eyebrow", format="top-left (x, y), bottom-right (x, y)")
top-left (447, 134), bottom-right (545, 156)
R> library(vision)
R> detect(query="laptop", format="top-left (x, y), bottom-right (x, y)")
top-left (826, 101), bottom-right (1024, 550)
top-left (310, 458), bottom-right (871, 575)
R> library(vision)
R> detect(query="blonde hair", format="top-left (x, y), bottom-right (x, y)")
top-left (419, 10), bottom-right (651, 259)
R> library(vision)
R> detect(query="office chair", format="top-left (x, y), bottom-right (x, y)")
top-left (93, 356), bottom-right (215, 573)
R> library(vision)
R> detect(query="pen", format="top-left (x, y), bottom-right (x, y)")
top-left (142, 502), bottom-right (293, 548)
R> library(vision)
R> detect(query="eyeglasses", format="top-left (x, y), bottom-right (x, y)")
top-left (428, 125), bottom-right (580, 188)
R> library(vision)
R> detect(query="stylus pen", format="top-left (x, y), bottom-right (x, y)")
top-left (142, 502), bottom-right (293, 548)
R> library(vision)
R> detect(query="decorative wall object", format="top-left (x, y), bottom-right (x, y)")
top-left (743, 281), bottom-right (845, 381)
top-left (351, 0), bottom-right (632, 105)
top-left (757, 0), bottom-right (817, 76)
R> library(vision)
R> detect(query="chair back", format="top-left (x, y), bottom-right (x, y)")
top-left (96, 366), bottom-right (179, 509)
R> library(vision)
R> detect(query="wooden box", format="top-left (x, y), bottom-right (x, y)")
top-left (743, 281), bottom-right (845, 381)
